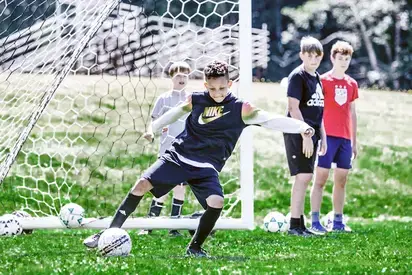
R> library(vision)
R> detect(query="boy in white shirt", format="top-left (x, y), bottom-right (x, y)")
top-left (140, 61), bottom-right (191, 237)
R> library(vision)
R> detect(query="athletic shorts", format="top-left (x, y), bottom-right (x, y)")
top-left (318, 136), bottom-right (352, 169)
top-left (283, 132), bottom-right (320, 176)
top-left (142, 151), bottom-right (223, 209)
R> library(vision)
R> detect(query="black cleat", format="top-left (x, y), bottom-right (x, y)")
top-left (169, 230), bottom-right (183, 237)
top-left (288, 228), bottom-right (314, 237)
top-left (186, 247), bottom-right (209, 258)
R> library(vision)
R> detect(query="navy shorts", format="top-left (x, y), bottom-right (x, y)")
top-left (283, 132), bottom-right (320, 176)
top-left (318, 136), bottom-right (352, 169)
top-left (142, 151), bottom-right (223, 209)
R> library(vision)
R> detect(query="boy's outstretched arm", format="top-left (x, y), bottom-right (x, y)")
top-left (144, 95), bottom-right (193, 141)
top-left (241, 102), bottom-right (314, 137)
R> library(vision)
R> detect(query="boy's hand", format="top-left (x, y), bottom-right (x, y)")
top-left (302, 136), bottom-right (314, 158)
top-left (352, 143), bottom-right (358, 159)
top-left (143, 132), bottom-right (154, 142)
top-left (319, 137), bottom-right (327, 156)
top-left (162, 127), bottom-right (168, 133)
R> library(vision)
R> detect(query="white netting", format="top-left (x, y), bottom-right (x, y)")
top-left (0, 0), bottom-right (269, 223)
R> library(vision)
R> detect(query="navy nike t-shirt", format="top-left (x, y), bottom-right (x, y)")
top-left (170, 91), bottom-right (247, 172)
top-left (287, 65), bottom-right (324, 130)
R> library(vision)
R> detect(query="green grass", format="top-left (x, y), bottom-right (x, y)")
top-left (0, 222), bottom-right (411, 274)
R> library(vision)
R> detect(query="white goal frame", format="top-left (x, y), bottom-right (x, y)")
top-left (3, 0), bottom-right (255, 231)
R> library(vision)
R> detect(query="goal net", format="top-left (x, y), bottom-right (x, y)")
top-left (0, 0), bottom-right (269, 230)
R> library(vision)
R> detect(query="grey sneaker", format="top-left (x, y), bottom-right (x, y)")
top-left (137, 229), bottom-right (152, 235)
top-left (83, 231), bottom-right (104, 249)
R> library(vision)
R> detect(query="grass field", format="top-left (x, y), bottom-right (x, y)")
top-left (1, 77), bottom-right (412, 273)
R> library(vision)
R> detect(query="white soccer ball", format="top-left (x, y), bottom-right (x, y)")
top-left (59, 203), bottom-right (85, 228)
top-left (12, 210), bottom-right (33, 234)
top-left (263, 211), bottom-right (288, 233)
top-left (98, 228), bottom-right (132, 257)
top-left (0, 214), bottom-right (23, 236)
top-left (321, 211), bottom-right (349, 230)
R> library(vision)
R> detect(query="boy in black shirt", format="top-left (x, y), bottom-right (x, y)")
top-left (284, 36), bottom-right (327, 236)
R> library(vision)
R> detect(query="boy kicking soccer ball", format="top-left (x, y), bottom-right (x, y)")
top-left (139, 61), bottom-right (191, 237)
top-left (84, 60), bottom-right (316, 257)
top-left (310, 41), bottom-right (358, 233)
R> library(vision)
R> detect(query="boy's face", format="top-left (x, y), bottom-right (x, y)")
top-left (204, 77), bottom-right (232, 103)
top-left (331, 53), bottom-right (351, 72)
top-left (300, 51), bottom-right (323, 72)
top-left (171, 71), bottom-right (189, 90)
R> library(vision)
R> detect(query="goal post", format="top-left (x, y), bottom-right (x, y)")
top-left (0, 0), bottom-right (266, 230)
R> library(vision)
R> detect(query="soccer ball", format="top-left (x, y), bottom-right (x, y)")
top-left (98, 228), bottom-right (132, 257)
top-left (12, 210), bottom-right (33, 234)
top-left (321, 211), bottom-right (349, 230)
top-left (0, 214), bottom-right (23, 236)
top-left (263, 211), bottom-right (287, 233)
top-left (59, 203), bottom-right (85, 228)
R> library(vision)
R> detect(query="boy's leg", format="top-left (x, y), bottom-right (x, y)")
top-left (169, 184), bottom-right (186, 236)
top-left (310, 136), bottom-right (339, 231)
top-left (332, 138), bottom-right (352, 231)
top-left (138, 195), bottom-right (167, 235)
top-left (171, 185), bottom-right (185, 218)
top-left (290, 173), bottom-right (312, 230)
top-left (284, 133), bottom-right (320, 235)
top-left (110, 178), bottom-right (152, 228)
top-left (83, 156), bottom-right (188, 248)
top-left (186, 173), bottom-right (223, 257)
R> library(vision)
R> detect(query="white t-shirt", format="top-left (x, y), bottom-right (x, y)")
top-left (151, 90), bottom-right (189, 156)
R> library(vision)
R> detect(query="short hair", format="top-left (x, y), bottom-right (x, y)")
top-left (300, 36), bottom-right (323, 56)
top-left (204, 60), bottom-right (229, 80)
top-left (331, 40), bottom-right (354, 57)
top-left (168, 61), bottom-right (191, 77)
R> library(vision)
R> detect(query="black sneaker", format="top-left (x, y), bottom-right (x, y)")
top-left (186, 247), bottom-right (209, 258)
top-left (288, 228), bottom-right (314, 237)
top-left (169, 230), bottom-right (183, 237)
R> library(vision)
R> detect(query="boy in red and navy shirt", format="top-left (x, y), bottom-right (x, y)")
top-left (310, 41), bottom-right (358, 232)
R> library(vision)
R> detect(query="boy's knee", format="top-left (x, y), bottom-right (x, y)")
top-left (206, 195), bottom-right (224, 209)
top-left (131, 178), bottom-right (153, 196)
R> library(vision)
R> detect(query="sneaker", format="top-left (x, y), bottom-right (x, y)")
top-left (310, 222), bottom-right (328, 234)
top-left (288, 228), bottom-right (311, 237)
top-left (332, 222), bottom-right (352, 232)
top-left (83, 231), bottom-right (104, 249)
top-left (186, 247), bottom-right (209, 258)
top-left (169, 230), bottom-right (183, 237)
top-left (304, 227), bottom-right (325, 236)
top-left (137, 229), bottom-right (152, 235)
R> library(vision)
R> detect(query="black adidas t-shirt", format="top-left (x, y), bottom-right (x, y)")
top-left (287, 65), bottom-right (324, 129)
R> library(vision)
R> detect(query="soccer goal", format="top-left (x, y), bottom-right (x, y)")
top-left (0, 0), bottom-right (269, 231)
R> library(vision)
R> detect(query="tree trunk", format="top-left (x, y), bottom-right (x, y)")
top-left (349, 1), bottom-right (385, 87)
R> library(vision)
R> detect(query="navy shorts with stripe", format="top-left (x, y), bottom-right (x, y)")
top-left (318, 136), bottom-right (352, 169)
top-left (142, 151), bottom-right (223, 209)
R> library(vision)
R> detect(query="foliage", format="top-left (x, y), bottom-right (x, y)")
top-left (281, 0), bottom-right (410, 90)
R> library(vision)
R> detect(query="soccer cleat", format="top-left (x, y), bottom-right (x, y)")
top-left (304, 227), bottom-right (325, 236)
top-left (137, 229), bottom-right (152, 235)
top-left (310, 222), bottom-right (328, 234)
top-left (332, 222), bottom-right (352, 232)
top-left (186, 247), bottom-right (209, 258)
top-left (83, 230), bottom-right (104, 249)
top-left (169, 230), bottom-right (183, 237)
top-left (288, 228), bottom-right (312, 237)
